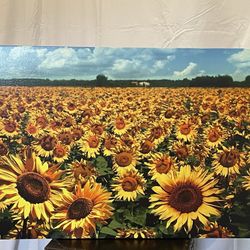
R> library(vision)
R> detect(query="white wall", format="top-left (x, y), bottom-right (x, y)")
top-left (0, 0), bottom-right (249, 48)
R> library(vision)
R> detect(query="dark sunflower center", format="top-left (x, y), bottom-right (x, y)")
top-left (164, 110), bottom-right (173, 119)
top-left (122, 177), bottom-right (138, 192)
top-left (67, 198), bottom-right (93, 219)
top-left (88, 136), bottom-right (99, 148)
top-left (36, 117), bottom-right (47, 128)
top-left (154, 108), bottom-right (161, 116)
top-left (115, 152), bottom-right (133, 167)
top-left (58, 132), bottom-right (72, 145)
top-left (179, 124), bottom-right (191, 135)
top-left (17, 172), bottom-right (50, 203)
top-left (40, 135), bottom-right (57, 151)
top-left (151, 127), bottom-right (163, 139)
top-left (17, 106), bottom-right (25, 113)
top-left (67, 103), bottom-right (76, 111)
top-left (155, 157), bottom-right (172, 174)
top-left (56, 104), bottom-right (64, 112)
top-left (176, 146), bottom-right (189, 159)
top-left (115, 118), bottom-right (126, 130)
top-left (63, 117), bottom-right (73, 127)
top-left (4, 122), bottom-right (16, 133)
top-left (53, 146), bottom-right (66, 158)
top-left (104, 137), bottom-right (117, 150)
top-left (219, 150), bottom-right (239, 168)
top-left (169, 184), bottom-right (202, 213)
top-left (72, 129), bottom-right (83, 141)
top-left (140, 140), bottom-right (153, 154)
top-left (27, 125), bottom-right (37, 134)
top-left (208, 129), bottom-right (220, 142)
top-left (91, 125), bottom-right (104, 135)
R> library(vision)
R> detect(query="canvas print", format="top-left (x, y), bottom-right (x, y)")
top-left (0, 46), bottom-right (249, 239)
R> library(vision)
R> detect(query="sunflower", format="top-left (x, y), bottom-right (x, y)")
top-left (171, 141), bottom-right (192, 163)
top-left (88, 122), bottom-right (105, 137)
top-left (243, 171), bottom-right (250, 190)
top-left (176, 119), bottom-right (197, 142)
top-left (116, 227), bottom-right (156, 238)
top-left (52, 143), bottom-right (70, 163)
top-left (0, 149), bottom-right (65, 221)
top-left (150, 166), bottom-right (222, 232)
top-left (103, 135), bottom-right (118, 156)
top-left (203, 125), bottom-right (226, 149)
top-left (52, 181), bottom-right (113, 238)
top-left (0, 120), bottom-right (19, 137)
top-left (33, 134), bottom-right (58, 157)
top-left (66, 102), bottom-right (78, 114)
top-left (25, 121), bottom-right (42, 138)
top-left (80, 132), bottom-right (102, 158)
top-left (138, 138), bottom-right (155, 159)
top-left (145, 153), bottom-right (176, 180)
top-left (147, 121), bottom-right (169, 145)
top-left (161, 108), bottom-right (175, 123)
top-left (112, 146), bottom-right (138, 174)
top-left (113, 116), bottom-right (131, 135)
top-left (48, 120), bottom-right (63, 134)
top-left (112, 169), bottom-right (146, 201)
top-left (120, 133), bottom-right (137, 149)
top-left (67, 160), bottom-right (98, 186)
top-left (35, 114), bottom-right (49, 129)
top-left (57, 130), bottom-right (73, 146)
top-left (71, 127), bottom-right (84, 144)
top-left (199, 222), bottom-right (234, 238)
top-left (212, 146), bottom-right (244, 177)
top-left (6, 213), bottom-right (50, 239)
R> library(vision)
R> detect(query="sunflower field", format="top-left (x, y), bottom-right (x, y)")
top-left (0, 86), bottom-right (249, 239)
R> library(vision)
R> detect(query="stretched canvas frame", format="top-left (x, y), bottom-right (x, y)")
top-left (0, 46), bottom-right (249, 240)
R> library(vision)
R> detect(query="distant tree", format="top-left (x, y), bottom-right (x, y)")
top-left (96, 74), bottom-right (108, 87)
top-left (217, 75), bottom-right (233, 87)
top-left (245, 75), bottom-right (250, 83)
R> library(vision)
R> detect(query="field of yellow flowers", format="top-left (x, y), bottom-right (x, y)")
top-left (0, 86), bottom-right (249, 239)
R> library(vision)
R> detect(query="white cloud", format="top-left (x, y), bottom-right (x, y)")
top-left (174, 62), bottom-right (197, 78)
top-left (227, 49), bottom-right (250, 81)
top-left (39, 47), bottom-right (80, 69)
top-left (228, 49), bottom-right (250, 64)
top-left (0, 46), bottom-right (177, 79)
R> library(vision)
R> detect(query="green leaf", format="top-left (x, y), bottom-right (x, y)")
top-left (100, 226), bottom-right (117, 236)
top-left (108, 220), bottom-right (123, 229)
top-left (132, 213), bottom-right (147, 226)
top-left (159, 224), bottom-right (168, 234)
top-left (95, 156), bottom-right (108, 169)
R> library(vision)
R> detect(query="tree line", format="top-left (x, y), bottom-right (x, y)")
top-left (0, 74), bottom-right (249, 87)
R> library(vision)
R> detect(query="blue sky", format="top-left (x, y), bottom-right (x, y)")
top-left (0, 46), bottom-right (249, 81)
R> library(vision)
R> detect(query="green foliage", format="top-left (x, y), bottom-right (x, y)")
top-left (100, 226), bottom-right (117, 237)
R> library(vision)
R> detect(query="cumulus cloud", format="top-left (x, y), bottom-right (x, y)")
top-left (0, 46), bottom-right (176, 79)
top-left (0, 46), bottom-right (225, 80)
top-left (227, 49), bottom-right (250, 81)
top-left (228, 49), bottom-right (250, 64)
top-left (174, 62), bottom-right (197, 78)
top-left (39, 48), bottom-right (80, 69)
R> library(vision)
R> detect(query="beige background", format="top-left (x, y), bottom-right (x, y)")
top-left (0, 0), bottom-right (249, 48)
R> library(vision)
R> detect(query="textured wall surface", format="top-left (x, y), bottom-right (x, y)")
top-left (0, 0), bottom-right (249, 48)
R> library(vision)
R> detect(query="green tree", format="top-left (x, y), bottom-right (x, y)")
top-left (96, 74), bottom-right (108, 87)
top-left (245, 75), bottom-right (250, 83)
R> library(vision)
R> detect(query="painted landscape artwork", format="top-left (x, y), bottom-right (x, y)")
top-left (0, 46), bottom-right (249, 239)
